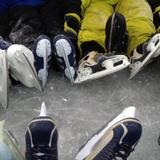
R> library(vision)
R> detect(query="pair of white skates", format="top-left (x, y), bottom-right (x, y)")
top-left (56, 33), bottom-right (160, 84)
top-left (0, 104), bottom-right (142, 160)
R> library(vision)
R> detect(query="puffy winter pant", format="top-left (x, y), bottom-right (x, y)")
top-left (78, 0), bottom-right (156, 57)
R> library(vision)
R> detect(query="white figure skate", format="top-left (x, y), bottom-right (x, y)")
top-left (7, 44), bottom-right (42, 91)
top-left (130, 33), bottom-right (160, 79)
top-left (75, 51), bottom-right (130, 84)
top-left (0, 50), bottom-right (8, 109)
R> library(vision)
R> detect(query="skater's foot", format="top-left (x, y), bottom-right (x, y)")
top-left (76, 107), bottom-right (142, 160)
top-left (75, 51), bottom-right (129, 84)
top-left (7, 44), bottom-right (42, 91)
top-left (25, 102), bottom-right (58, 160)
top-left (129, 33), bottom-right (160, 79)
top-left (33, 35), bottom-right (52, 89)
top-left (53, 34), bottom-right (76, 84)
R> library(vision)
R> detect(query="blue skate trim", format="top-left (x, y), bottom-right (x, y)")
top-left (32, 34), bottom-right (52, 73)
top-left (52, 34), bottom-right (76, 73)
top-left (94, 120), bottom-right (142, 160)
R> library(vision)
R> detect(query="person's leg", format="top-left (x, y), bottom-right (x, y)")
top-left (116, 0), bottom-right (159, 78)
top-left (25, 102), bottom-right (58, 160)
top-left (40, 0), bottom-right (78, 84)
top-left (147, 0), bottom-right (160, 30)
top-left (75, 2), bottom-right (130, 84)
top-left (7, 6), bottom-right (52, 89)
top-left (76, 107), bottom-right (142, 160)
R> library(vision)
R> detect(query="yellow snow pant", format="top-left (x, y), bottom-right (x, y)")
top-left (78, 0), bottom-right (156, 57)
top-left (116, 0), bottom-right (156, 56)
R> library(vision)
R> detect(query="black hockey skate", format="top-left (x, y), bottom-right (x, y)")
top-left (25, 102), bottom-right (58, 160)
top-left (76, 107), bottom-right (142, 160)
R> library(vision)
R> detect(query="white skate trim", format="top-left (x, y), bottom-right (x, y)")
top-left (76, 107), bottom-right (136, 160)
top-left (130, 33), bottom-right (160, 79)
top-left (7, 45), bottom-right (42, 91)
top-left (36, 39), bottom-right (51, 89)
top-left (0, 50), bottom-right (8, 109)
top-left (55, 39), bottom-right (75, 84)
top-left (75, 55), bottom-right (129, 84)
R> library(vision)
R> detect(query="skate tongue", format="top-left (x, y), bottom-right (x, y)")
top-left (39, 101), bottom-right (47, 117)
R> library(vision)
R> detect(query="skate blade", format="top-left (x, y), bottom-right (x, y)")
top-left (22, 52), bottom-right (42, 91)
top-left (76, 107), bottom-right (137, 160)
top-left (129, 48), bottom-right (160, 79)
top-left (36, 39), bottom-right (51, 89)
top-left (75, 55), bottom-right (130, 84)
top-left (0, 51), bottom-right (8, 109)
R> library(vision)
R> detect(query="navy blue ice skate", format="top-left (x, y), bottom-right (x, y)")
top-left (0, 36), bottom-right (12, 50)
top-left (33, 35), bottom-right (52, 89)
top-left (76, 107), bottom-right (142, 160)
top-left (25, 103), bottom-right (58, 160)
top-left (53, 34), bottom-right (77, 84)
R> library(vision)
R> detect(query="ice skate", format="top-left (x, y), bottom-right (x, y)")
top-left (75, 51), bottom-right (130, 84)
top-left (130, 33), bottom-right (160, 79)
top-left (53, 34), bottom-right (76, 84)
top-left (0, 121), bottom-right (25, 160)
top-left (76, 106), bottom-right (142, 160)
top-left (25, 102), bottom-right (58, 160)
top-left (33, 35), bottom-right (52, 89)
top-left (7, 44), bottom-right (42, 91)
top-left (0, 50), bottom-right (8, 109)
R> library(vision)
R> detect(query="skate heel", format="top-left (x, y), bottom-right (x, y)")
top-left (33, 35), bottom-right (52, 89)
top-left (53, 35), bottom-right (76, 84)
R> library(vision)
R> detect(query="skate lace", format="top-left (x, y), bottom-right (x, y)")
top-left (114, 143), bottom-right (134, 160)
top-left (96, 139), bottom-right (134, 160)
top-left (31, 146), bottom-right (57, 160)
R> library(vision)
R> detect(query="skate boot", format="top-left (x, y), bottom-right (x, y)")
top-left (76, 106), bottom-right (142, 160)
top-left (7, 44), bottom-right (42, 91)
top-left (129, 33), bottom-right (160, 79)
top-left (33, 35), bottom-right (52, 89)
top-left (0, 121), bottom-right (25, 160)
top-left (75, 51), bottom-right (129, 84)
top-left (0, 50), bottom-right (8, 109)
top-left (53, 34), bottom-right (77, 84)
top-left (25, 102), bottom-right (58, 160)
